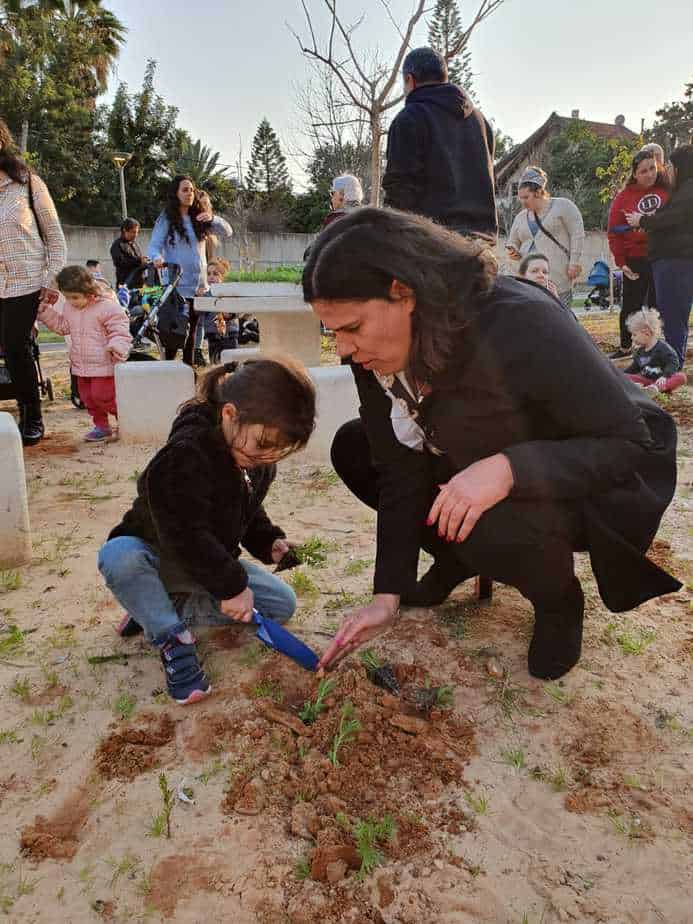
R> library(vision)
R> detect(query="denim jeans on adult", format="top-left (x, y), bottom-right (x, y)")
top-left (97, 535), bottom-right (296, 644)
top-left (651, 257), bottom-right (693, 365)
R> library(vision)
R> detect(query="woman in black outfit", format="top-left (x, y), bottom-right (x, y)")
top-left (304, 208), bottom-right (680, 680)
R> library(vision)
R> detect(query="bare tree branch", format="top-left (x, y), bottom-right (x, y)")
top-left (448, 0), bottom-right (505, 58)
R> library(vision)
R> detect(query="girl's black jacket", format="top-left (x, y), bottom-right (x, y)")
top-left (108, 403), bottom-right (284, 599)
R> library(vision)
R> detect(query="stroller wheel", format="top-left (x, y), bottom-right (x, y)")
top-left (46, 378), bottom-right (54, 402)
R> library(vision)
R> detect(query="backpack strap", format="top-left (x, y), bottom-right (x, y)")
top-left (27, 173), bottom-right (46, 244)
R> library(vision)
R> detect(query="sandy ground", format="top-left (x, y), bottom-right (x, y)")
top-left (0, 317), bottom-right (691, 924)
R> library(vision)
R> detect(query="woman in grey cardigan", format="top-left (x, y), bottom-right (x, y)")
top-left (507, 166), bottom-right (585, 307)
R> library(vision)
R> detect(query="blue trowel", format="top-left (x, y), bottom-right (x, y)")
top-left (252, 609), bottom-right (319, 672)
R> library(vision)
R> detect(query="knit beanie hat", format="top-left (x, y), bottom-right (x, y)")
top-left (332, 174), bottom-right (364, 206)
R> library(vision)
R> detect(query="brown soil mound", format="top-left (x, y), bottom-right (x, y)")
top-left (24, 432), bottom-right (78, 456)
top-left (20, 783), bottom-right (92, 860)
top-left (148, 853), bottom-right (229, 917)
top-left (94, 713), bottom-right (175, 781)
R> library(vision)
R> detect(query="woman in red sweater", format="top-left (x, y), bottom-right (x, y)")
top-left (607, 150), bottom-right (669, 358)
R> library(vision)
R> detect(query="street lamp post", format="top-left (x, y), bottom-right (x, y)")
top-left (111, 152), bottom-right (133, 220)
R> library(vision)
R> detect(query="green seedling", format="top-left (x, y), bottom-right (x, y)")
top-left (464, 790), bottom-right (489, 815)
top-left (359, 648), bottom-right (382, 672)
top-left (603, 621), bottom-right (656, 655)
top-left (343, 558), bottom-right (371, 576)
top-left (608, 810), bottom-right (645, 840)
top-left (324, 591), bottom-right (366, 612)
top-left (328, 701), bottom-right (361, 768)
top-left (434, 685), bottom-right (455, 709)
top-left (30, 734), bottom-right (46, 761)
top-left (353, 814), bottom-right (396, 880)
top-left (0, 626), bottom-right (25, 657)
top-left (30, 695), bottom-right (73, 727)
top-left (298, 678), bottom-right (336, 725)
top-left (501, 747), bottom-right (526, 770)
top-left (149, 773), bottom-right (175, 839)
top-left (0, 730), bottom-right (19, 745)
top-left (307, 467), bottom-right (340, 491)
top-left (543, 682), bottom-right (574, 705)
top-left (294, 857), bottom-right (311, 880)
top-left (196, 757), bottom-right (228, 785)
top-left (252, 679), bottom-right (283, 702)
top-left (292, 537), bottom-right (334, 568)
top-left (9, 678), bottom-right (31, 702)
top-left (106, 853), bottom-right (140, 888)
top-left (287, 570), bottom-right (320, 598)
top-left (0, 571), bottom-right (22, 594)
top-left (114, 693), bottom-right (137, 720)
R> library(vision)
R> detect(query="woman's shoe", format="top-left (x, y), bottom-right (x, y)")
top-left (528, 582), bottom-right (584, 680)
top-left (21, 402), bottom-right (44, 446)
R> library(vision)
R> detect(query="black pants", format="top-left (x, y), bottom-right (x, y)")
top-left (619, 256), bottom-right (655, 349)
top-left (0, 290), bottom-right (41, 407)
top-left (164, 299), bottom-right (198, 365)
top-left (331, 419), bottom-right (586, 614)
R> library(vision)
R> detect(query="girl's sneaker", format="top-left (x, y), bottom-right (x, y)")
top-left (159, 631), bottom-right (211, 705)
top-left (85, 426), bottom-right (113, 442)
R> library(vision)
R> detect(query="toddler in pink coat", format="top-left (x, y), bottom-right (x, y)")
top-left (38, 265), bottom-right (132, 441)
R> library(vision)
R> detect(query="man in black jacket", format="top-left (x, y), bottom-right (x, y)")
top-left (110, 218), bottom-right (147, 288)
top-left (382, 46), bottom-right (497, 240)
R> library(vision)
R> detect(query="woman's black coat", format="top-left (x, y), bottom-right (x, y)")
top-left (108, 403), bottom-right (284, 598)
top-left (352, 275), bottom-right (680, 612)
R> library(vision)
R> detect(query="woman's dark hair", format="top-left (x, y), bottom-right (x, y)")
top-left (0, 118), bottom-right (30, 184)
top-left (518, 252), bottom-right (549, 275)
top-left (56, 265), bottom-right (103, 297)
top-left (188, 356), bottom-right (316, 455)
top-left (670, 144), bottom-right (693, 189)
top-left (626, 150), bottom-right (657, 186)
top-left (162, 175), bottom-right (212, 246)
top-left (120, 217), bottom-right (140, 232)
top-left (302, 207), bottom-right (497, 381)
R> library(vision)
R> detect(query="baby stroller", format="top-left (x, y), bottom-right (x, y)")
top-left (0, 332), bottom-right (54, 404)
top-left (126, 263), bottom-right (185, 359)
top-left (584, 260), bottom-right (622, 310)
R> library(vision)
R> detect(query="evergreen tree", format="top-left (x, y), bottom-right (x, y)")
top-left (246, 118), bottom-right (291, 195)
top-left (428, 0), bottom-right (476, 101)
top-left (649, 81), bottom-right (693, 154)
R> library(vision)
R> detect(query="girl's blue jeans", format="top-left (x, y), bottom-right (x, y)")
top-left (98, 536), bottom-right (296, 645)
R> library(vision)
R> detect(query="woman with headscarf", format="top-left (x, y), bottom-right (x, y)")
top-left (304, 208), bottom-right (679, 681)
top-left (626, 144), bottom-right (693, 366)
top-left (0, 119), bottom-right (66, 445)
top-left (507, 166), bottom-right (585, 309)
top-left (323, 174), bottom-right (364, 228)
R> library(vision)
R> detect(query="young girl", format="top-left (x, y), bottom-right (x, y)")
top-left (517, 252), bottom-right (559, 298)
top-left (200, 259), bottom-right (239, 363)
top-left (623, 308), bottom-right (687, 394)
top-left (38, 265), bottom-right (131, 442)
top-left (97, 357), bottom-right (316, 705)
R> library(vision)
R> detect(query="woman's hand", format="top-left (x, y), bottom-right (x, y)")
top-left (196, 210), bottom-right (213, 223)
top-left (567, 264), bottom-right (581, 281)
top-left (318, 595), bottom-right (400, 671)
top-left (546, 279), bottom-right (559, 297)
top-left (220, 586), bottom-right (255, 623)
top-left (622, 264), bottom-right (640, 281)
top-left (271, 538), bottom-right (291, 564)
top-left (39, 286), bottom-right (59, 305)
top-left (428, 453), bottom-right (514, 543)
top-left (107, 347), bottom-right (127, 363)
top-left (625, 211), bottom-right (642, 228)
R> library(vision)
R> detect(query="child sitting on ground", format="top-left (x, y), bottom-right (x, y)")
top-left (38, 265), bottom-right (132, 442)
top-left (517, 252), bottom-right (560, 298)
top-left (98, 357), bottom-right (316, 705)
top-left (623, 308), bottom-right (687, 394)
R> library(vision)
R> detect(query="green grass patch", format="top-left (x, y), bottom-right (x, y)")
top-left (0, 571), bottom-right (22, 594)
top-left (114, 693), bottom-right (137, 720)
top-left (225, 265), bottom-right (302, 283)
top-left (288, 570), bottom-right (320, 598)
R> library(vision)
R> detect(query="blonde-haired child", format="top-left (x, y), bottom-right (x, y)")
top-left (38, 265), bottom-right (132, 441)
top-left (623, 308), bottom-right (687, 394)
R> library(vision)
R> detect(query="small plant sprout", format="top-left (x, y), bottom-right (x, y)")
top-left (501, 747), bottom-right (527, 771)
top-left (252, 679), bottom-right (283, 702)
top-left (0, 626), bottom-right (25, 657)
top-left (543, 682), bottom-right (574, 706)
top-left (464, 790), bottom-right (489, 815)
top-left (9, 678), bottom-right (31, 702)
top-left (328, 701), bottom-right (361, 768)
top-left (434, 685), bottom-right (455, 709)
top-left (298, 678), bottom-right (336, 725)
top-left (608, 810), bottom-right (645, 840)
top-left (287, 570), bottom-right (320, 598)
top-left (359, 648), bottom-right (382, 672)
top-left (353, 814), bottom-right (396, 880)
top-left (114, 693), bottom-right (137, 720)
top-left (148, 773), bottom-right (175, 839)
top-left (295, 857), bottom-right (311, 880)
top-left (0, 571), bottom-right (22, 594)
top-left (293, 537), bottom-right (334, 568)
top-left (344, 558), bottom-right (371, 576)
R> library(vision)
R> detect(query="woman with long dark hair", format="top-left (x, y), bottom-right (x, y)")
top-left (607, 150), bottom-right (670, 359)
top-left (304, 208), bottom-right (679, 681)
top-left (0, 118), bottom-right (66, 444)
top-left (626, 144), bottom-right (693, 366)
top-left (148, 175), bottom-right (232, 365)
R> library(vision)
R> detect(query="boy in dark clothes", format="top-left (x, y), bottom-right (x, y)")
top-left (110, 218), bottom-right (147, 288)
top-left (623, 308), bottom-right (687, 394)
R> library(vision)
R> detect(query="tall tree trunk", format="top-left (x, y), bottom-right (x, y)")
top-left (369, 113), bottom-right (382, 206)
top-left (20, 120), bottom-right (29, 153)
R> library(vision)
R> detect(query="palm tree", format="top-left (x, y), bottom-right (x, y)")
top-left (168, 134), bottom-right (232, 188)
top-left (52, 1), bottom-right (126, 93)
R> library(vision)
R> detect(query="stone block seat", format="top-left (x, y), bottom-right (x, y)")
top-left (115, 361), bottom-right (195, 444)
top-left (0, 412), bottom-right (31, 567)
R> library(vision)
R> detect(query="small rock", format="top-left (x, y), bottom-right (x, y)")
top-left (325, 859), bottom-right (348, 883)
top-left (291, 802), bottom-right (321, 840)
top-left (389, 714), bottom-right (428, 735)
top-left (485, 657), bottom-right (504, 679)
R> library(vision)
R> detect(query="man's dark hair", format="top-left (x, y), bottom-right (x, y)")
top-left (302, 207), bottom-right (496, 382)
top-left (86, 259), bottom-right (100, 268)
top-left (402, 47), bottom-right (447, 84)
top-left (120, 217), bottom-right (140, 232)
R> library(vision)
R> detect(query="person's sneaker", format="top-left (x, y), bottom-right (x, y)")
top-left (608, 348), bottom-right (631, 360)
top-left (84, 426), bottom-right (113, 442)
top-left (159, 630), bottom-right (211, 705)
top-left (116, 614), bottom-right (143, 637)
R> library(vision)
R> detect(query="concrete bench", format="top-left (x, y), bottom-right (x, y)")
top-left (115, 361), bottom-right (195, 444)
top-left (194, 283), bottom-right (321, 367)
top-left (0, 412), bottom-right (32, 567)
top-left (301, 365), bottom-right (359, 463)
top-left (220, 347), bottom-right (262, 365)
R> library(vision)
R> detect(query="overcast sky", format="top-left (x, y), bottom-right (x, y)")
top-left (105, 0), bottom-right (693, 188)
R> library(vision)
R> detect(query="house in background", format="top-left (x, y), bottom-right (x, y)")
top-left (495, 110), bottom-right (639, 206)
